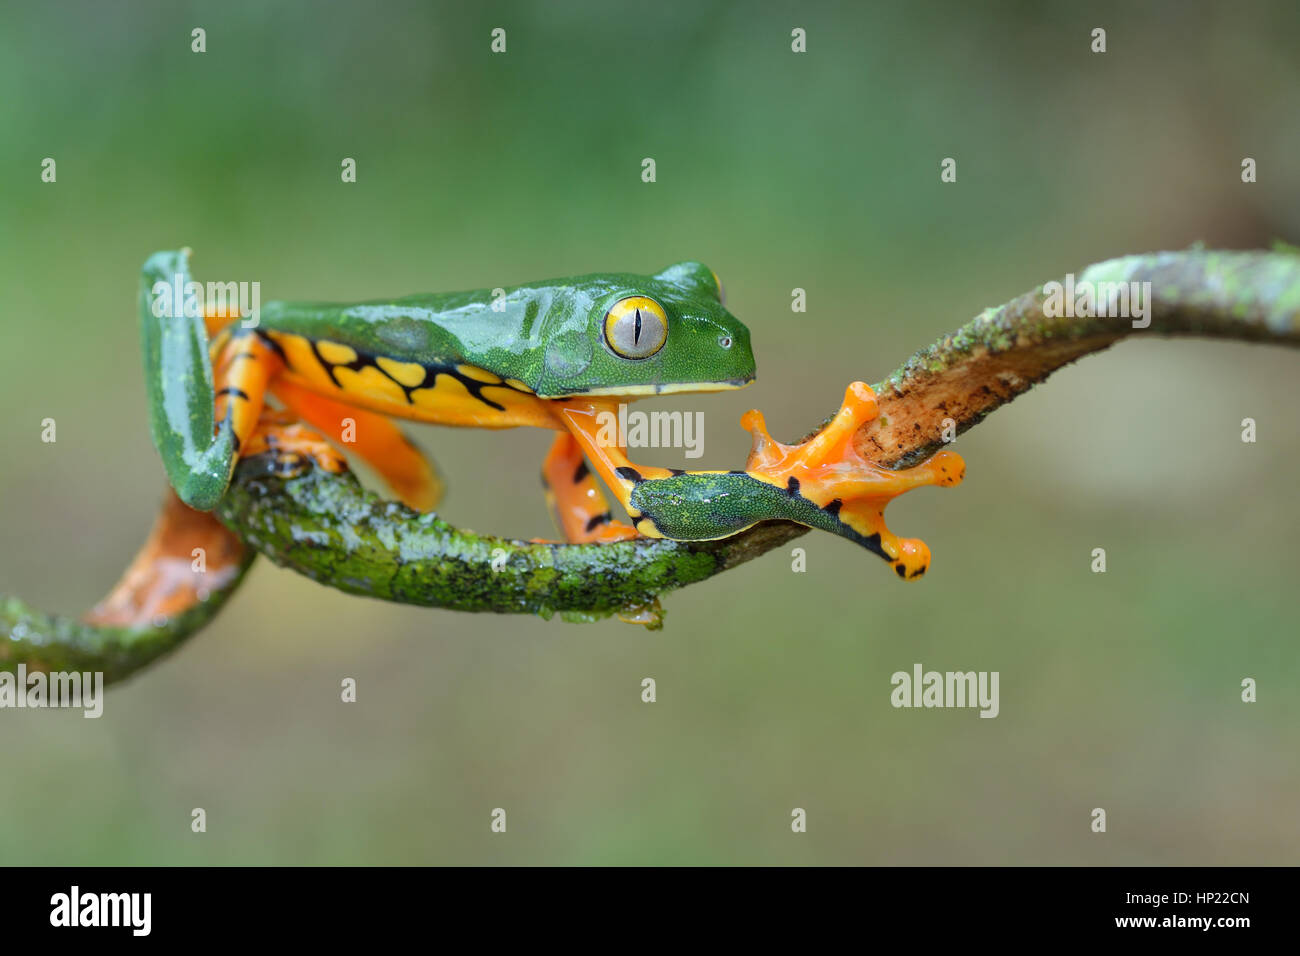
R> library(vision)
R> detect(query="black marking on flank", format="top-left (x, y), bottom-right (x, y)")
top-left (301, 336), bottom-right (513, 413)
top-left (785, 476), bottom-right (801, 497)
top-left (215, 387), bottom-right (250, 401)
top-left (441, 366), bottom-right (508, 411)
top-left (895, 563), bottom-right (908, 578)
top-left (669, 468), bottom-right (686, 476)
top-left (823, 498), bottom-right (843, 518)
top-left (573, 461), bottom-right (590, 484)
top-left (255, 330), bottom-right (288, 363)
top-left (585, 511), bottom-right (612, 532)
top-left (615, 466), bottom-right (644, 484)
top-left (309, 340), bottom-right (347, 390)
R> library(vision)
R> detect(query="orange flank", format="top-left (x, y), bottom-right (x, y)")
top-left (257, 330), bottom-right (560, 430)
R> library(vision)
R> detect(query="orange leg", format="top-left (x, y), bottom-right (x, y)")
top-left (84, 409), bottom-right (344, 630)
top-left (211, 330), bottom-right (278, 455)
top-left (270, 376), bottom-right (443, 511)
top-left (541, 432), bottom-right (639, 543)
top-left (554, 398), bottom-right (723, 538)
top-left (84, 491), bottom-right (247, 629)
top-left (555, 385), bottom-right (963, 579)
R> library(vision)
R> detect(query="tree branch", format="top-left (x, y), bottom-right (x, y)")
top-left (214, 247), bottom-right (1300, 620)
top-left (4, 247), bottom-right (1298, 683)
top-left (858, 247), bottom-right (1300, 467)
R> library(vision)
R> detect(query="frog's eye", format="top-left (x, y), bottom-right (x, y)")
top-left (603, 296), bottom-right (668, 359)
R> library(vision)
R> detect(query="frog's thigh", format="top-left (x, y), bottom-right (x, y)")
top-left (541, 433), bottom-right (638, 543)
top-left (270, 376), bottom-right (443, 512)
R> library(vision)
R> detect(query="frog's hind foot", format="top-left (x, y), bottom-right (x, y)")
top-left (241, 410), bottom-right (349, 479)
top-left (270, 377), bottom-right (443, 512)
top-left (741, 381), bottom-right (965, 579)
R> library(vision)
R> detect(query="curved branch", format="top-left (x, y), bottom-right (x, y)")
top-left (215, 462), bottom-right (806, 626)
top-left (214, 247), bottom-right (1300, 618)
top-left (0, 560), bottom-right (252, 685)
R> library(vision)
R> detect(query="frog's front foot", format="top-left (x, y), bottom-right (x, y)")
top-left (742, 382), bottom-right (964, 579)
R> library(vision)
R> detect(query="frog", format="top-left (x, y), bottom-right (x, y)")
top-left (140, 248), bottom-right (964, 582)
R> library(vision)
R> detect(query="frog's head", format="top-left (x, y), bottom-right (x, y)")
top-left (538, 261), bottom-right (756, 397)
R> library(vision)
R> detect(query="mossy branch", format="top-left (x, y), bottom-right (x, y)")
top-left (217, 247), bottom-right (1299, 619)
top-left (0, 560), bottom-right (252, 685)
top-left (3, 248), bottom-right (1298, 684)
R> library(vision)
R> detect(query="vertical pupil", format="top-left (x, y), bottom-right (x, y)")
top-left (633, 308), bottom-right (642, 345)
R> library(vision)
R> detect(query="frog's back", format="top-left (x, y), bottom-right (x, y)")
top-left (257, 286), bottom-right (555, 385)
top-left (246, 264), bottom-right (756, 409)
top-left (252, 287), bottom-right (565, 429)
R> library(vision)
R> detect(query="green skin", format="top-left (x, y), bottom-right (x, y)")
top-left (258, 259), bottom-right (755, 396)
top-left (141, 250), bottom-right (758, 513)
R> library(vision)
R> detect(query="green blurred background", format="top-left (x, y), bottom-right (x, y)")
top-left (1, 0), bottom-right (1297, 865)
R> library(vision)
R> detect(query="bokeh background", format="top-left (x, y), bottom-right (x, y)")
top-left (1, 0), bottom-right (1297, 865)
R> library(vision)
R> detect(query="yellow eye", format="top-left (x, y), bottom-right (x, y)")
top-left (709, 268), bottom-right (726, 305)
top-left (603, 296), bottom-right (667, 359)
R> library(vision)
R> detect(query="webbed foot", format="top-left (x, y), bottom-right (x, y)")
top-left (240, 410), bottom-right (349, 479)
top-left (742, 382), bottom-right (964, 579)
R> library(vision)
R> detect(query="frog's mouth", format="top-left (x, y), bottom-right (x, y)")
top-left (574, 376), bottom-right (755, 397)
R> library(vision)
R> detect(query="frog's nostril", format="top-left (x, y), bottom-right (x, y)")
top-left (718, 335), bottom-right (732, 349)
